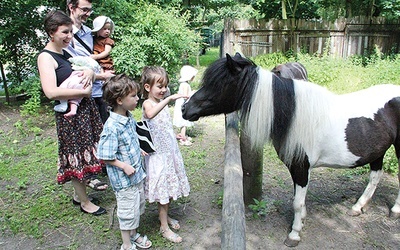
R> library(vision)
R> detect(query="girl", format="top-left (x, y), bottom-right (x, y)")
top-left (140, 66), bottom-right (191, 243)
top-left (37, 10), bottom-right (106, 215)
top-left (173, 65), bottom-right (198, 146)
top-left (91, 15), bottom-right (115, 72)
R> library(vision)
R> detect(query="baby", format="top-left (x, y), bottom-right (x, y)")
top-left (54, 56), bottom-right (101, 118)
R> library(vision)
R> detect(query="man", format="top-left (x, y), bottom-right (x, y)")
top-left (65, 0), bottom-right (114, 123)
top-left (65, 0), bottom-right (112, 191)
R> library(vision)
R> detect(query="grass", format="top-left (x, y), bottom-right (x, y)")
top-left (2, 49), bottom-right (400, 247)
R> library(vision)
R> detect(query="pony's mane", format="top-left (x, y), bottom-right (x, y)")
top-left (202, 55), bottom-right (258, 111)
top-left (245, 68), bottom-right (335, 165)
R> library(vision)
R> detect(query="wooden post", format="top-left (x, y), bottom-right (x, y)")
top-left (221, 112), bottom-right (246, 250)
top-left (241, 126), bottom-right (263, 205)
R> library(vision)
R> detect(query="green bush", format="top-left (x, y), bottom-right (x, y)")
top-left (110, 2), bottom-right (199, 82)
top-left (19, 75), bottom-right (42, 116)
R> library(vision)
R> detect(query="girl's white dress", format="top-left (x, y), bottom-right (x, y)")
top-left (173, 82), bottom-right (194, 128)
top-left (143, 100), bottom-right (190, 204)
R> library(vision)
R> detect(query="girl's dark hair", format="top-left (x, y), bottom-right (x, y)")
top-left (102, 73), bottom-right (140, 108)
top-left (140, 66), bottom-right (169, 99)
top-left (44, 10), bottom-right (73, 36)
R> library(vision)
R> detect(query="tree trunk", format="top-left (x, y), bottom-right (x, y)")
top-left (282, 0), bottom-right (287, 19)
top-left (0, 62), bottom-right (10, 104)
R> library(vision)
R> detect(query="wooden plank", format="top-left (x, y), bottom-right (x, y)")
top-left (221, 112), bottom-right (246, 250)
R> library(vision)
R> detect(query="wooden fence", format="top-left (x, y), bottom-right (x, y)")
top-left (222, 16), bottom-right (400, 58)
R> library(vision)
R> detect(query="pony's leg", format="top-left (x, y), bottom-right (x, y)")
top-left (285, 184), bottom-right (308, 247)
top-left (348, 157), bottom-right (384, 216)
top-left (390, 145), bottom-right (400, 217)
top-left (391, 181), bottom-right (400, 218)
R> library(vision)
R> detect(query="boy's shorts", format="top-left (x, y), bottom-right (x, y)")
top-left (115, 181), bottom-right (145, 230)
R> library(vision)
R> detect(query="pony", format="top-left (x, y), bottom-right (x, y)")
top-left (182, 53), bottom-right (400, 247)
top-left (271, 62), bottom-right (308, 80)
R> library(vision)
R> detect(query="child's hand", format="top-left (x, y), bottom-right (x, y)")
top-left (140, 149), bottom-right (149, 156)
top-left (169, 93), bottom-right (188, 101)
top-left (123, 163), bottom-right (136, 176)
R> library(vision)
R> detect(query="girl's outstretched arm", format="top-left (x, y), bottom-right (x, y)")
top-left (143, 94), bottom-right (187, 119)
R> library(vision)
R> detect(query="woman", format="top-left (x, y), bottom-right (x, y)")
top-left (37, 10), bottom-right (106, 215)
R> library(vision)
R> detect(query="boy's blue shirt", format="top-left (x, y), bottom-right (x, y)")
top-left (97, 111), bottom-right (146, 191)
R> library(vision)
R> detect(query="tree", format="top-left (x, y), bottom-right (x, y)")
top-left (248, 0), bottom-right (320, 19)
top-left (0, 0), bottom-right (48, 93)
top-left (95, 0), bottom-right (199, 85)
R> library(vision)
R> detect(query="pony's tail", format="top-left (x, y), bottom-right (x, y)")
top-left (242, 69), bottom-right (274, 149)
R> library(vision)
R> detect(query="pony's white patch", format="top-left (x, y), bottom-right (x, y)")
top-left (351, 169), bottom-right (383, 213)
top-left (281, 79), bottom-right (337, 165)
top-left (244, 68), bottom-right (274, 149)
top-left (245, 68), bottom-right (400, 168)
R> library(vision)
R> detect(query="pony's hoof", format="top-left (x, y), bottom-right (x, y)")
top-left (390, 211), bottom-right (400, 219)
top-left (347, 209), bottom-right (361, 217)
top-left (284, 237), bottom-right (300, 247)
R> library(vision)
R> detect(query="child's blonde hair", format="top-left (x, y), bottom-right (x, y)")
top-left (102, 73), bottom-right (139, 109)
top-left (140, 66), bottom-right (169, 99)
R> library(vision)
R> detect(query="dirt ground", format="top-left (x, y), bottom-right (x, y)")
top-left (1, 104), bottom-right (400, 249)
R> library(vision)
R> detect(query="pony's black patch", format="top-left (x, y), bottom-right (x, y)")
top-left (345, 98), bottom-right (400, 166)
top-left (288, 153), bottom-right (310, 188)
top-left (271, 76), bottom-right (296, 152)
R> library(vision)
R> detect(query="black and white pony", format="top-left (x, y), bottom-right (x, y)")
top-left (271, 62), bottom-right (308, 80)
top-left (182, 53), bottom-right (400, 247)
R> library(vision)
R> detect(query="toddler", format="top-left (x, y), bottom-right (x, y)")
top-left (173, 65), bottom-right (198, 146)
top-left (54, 56), bottom-right (101, 118)
top-left (91, 15), bottom-right (115, 71)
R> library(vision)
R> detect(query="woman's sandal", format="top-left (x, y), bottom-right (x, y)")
top-left (160, 227), bottom-right (182, 243)
top-left (167, 218), bottom-right (180, 230)
top-left (131, 233), bottom-right (152, 249)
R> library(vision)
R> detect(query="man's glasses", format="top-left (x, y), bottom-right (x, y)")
top-left (77, 7), bottom-right (93, 14)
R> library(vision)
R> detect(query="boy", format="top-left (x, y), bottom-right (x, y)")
top-left (97, 74), bottom-right (152, 250)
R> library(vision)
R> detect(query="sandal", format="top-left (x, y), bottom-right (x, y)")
top-left (120, 244), bottom-right (137, 250)
top-left (167, 218), bottom-right (180, 230)
top-left (131, 233), bottom-right (152, 249)
top-left (160, 227), bottom-right (182, 243)
top-left (72, 196), bottom-right (98, 206)
top-left (86, 178), bottom-right (108, 191)
top-left (179, 139), bottom-right (192, 146)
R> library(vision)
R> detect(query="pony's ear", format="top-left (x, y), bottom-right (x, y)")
top-left (233, 52), bottom-right (242, 59)
top-left (226, 53), bottom-right (242, 74)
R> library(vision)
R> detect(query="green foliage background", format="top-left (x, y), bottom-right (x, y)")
top-left (95, 0), bottom-right (199, 81)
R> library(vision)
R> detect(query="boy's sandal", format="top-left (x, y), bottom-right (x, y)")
top-left (132, 233), bottom-right (152, 249)
top-left (86, 178), bottom-right (108, 191)
top-left (167, 218), bottom-right (180, 230)
top-left (160, 227), bottom-right (182, 243)
top-left (120, 244), bottom-right (137, 250)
